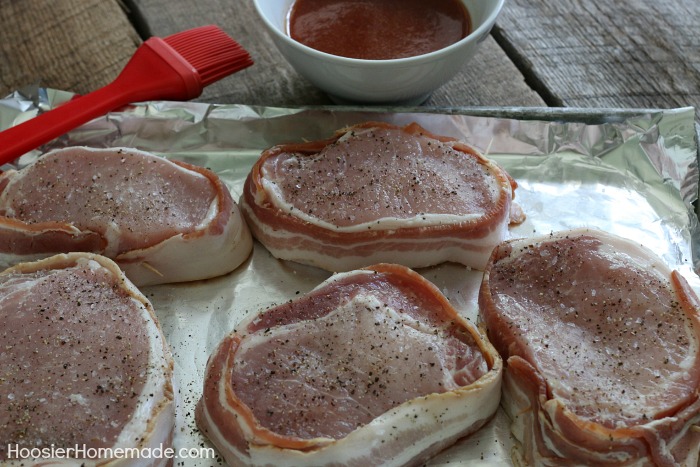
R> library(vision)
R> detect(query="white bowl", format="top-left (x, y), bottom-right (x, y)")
top-left (253, 0), bottom-right (505, 106)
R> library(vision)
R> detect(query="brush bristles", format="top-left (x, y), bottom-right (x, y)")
top-left (164, 25), bottom-right (253, 86)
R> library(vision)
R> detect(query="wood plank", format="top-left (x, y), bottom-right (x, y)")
top-left (131, 0), bottom-right (545, 108)
top-left (0, 0), bottom-right (141, 97)
top-left (493, 0), bottom-right (700, 119)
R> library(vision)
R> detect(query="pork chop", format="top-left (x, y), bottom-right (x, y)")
top-left (241, 121), bottom-right (523, 272)
top-left (0, 253), bottom-right (174, 465)
top-left (479, 228), bottom-right (700, 465)
top-left (0, 146), bottom-right (252, 286)
top-left (196, 263), bottom-right (502, 466)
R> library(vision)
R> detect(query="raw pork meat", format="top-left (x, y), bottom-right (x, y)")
top-left (196, 263), bottom-right (502, 466)
top-left (0, 146), bottom-right (252, 286)
top-left (0, 253), bottom-right (174, 466)
top-left (241, 121), bottom-right (523, 272)
top-left (479, 228), bottom-right (700, 466)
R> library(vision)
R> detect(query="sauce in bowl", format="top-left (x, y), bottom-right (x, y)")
top-left (287, 0), bottom-right (471, 60)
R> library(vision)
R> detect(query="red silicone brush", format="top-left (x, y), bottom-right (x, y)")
top-left (0, 25), bottom-right (253, 166)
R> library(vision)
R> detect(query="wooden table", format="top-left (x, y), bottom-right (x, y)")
top-left (2, 0), bottom-right (698, 122)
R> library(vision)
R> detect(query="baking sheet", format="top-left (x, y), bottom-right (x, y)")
top-left (2, 90), bottom-right (699, 465)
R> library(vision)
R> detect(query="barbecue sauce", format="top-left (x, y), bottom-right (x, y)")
top-left (287, 0), bottom-right (471, 60)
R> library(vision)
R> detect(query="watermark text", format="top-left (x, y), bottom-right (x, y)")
top-left (6, 444), bottom-right (216, 462)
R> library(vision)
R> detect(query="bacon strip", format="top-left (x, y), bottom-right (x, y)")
top-left (479, 228), bottom-right (700, 465)
top-left (0, 146), bottom-right (252, 285)
top-left (0, 253), bottom-right (174, 465)
top-left (196, 263), bottom-right (502, 466)
top-left (241, 121), bottom-right (522, 272)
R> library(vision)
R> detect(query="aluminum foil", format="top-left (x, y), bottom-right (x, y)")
top-left (1, 90), bottom-right (699, 466)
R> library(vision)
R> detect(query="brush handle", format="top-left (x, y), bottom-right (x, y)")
top-left (0, 83), bottom-right (133, 166)
top-left (0, 38), bottom-right (201, 167)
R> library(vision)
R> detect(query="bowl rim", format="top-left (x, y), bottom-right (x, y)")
top-left (252, 0), bottom-right (505, 66)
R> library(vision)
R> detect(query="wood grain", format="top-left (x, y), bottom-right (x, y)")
top-left (2, 0), bottom-right (697, 121)
top-left (494, 0), bottom-right (700, 117)
top-left (131, 0), bottom-right (546, 108)
top-left (0, 0), bottom-right (140, 97)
